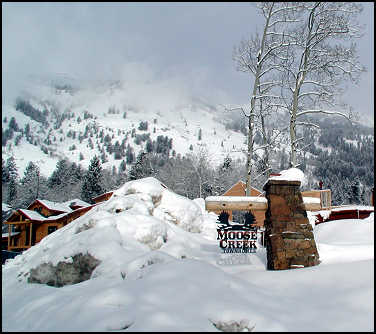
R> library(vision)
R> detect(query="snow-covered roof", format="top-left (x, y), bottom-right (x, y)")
top-left (17, 209), bottom-right (70, 222)
top-left (19, 209), bottom-right (46, 221)
top-left (32, 199), bottom-right (73, 213)
top-left (63, 199), bottom-right (91, 208)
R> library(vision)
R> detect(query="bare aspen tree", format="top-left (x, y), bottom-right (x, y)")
top-left (232, 2), bottom-right (302, 195)
top-left (277, 2), bottom-right (365, 167)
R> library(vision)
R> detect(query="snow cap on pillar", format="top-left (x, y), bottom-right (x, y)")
top-left (266, 168), bottom-right (306, 188)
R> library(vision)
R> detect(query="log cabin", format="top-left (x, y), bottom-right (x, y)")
top-left (4, 199), bottom-right (94, 252)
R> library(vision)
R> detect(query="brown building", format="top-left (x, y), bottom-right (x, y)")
top-left (4, 199), bottom-right (94, 252)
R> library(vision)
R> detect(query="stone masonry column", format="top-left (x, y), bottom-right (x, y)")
top-left (263, 179), bottom-right (320, 270)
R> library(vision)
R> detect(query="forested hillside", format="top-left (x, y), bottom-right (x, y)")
top-left (2, 113), bottom-right (374, 214)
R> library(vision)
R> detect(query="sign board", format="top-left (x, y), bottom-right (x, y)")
top-left (216, 211), bottom-right (258, 254)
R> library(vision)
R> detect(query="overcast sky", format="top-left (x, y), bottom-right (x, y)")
top-left (2, 2), bottom-right (374, 123)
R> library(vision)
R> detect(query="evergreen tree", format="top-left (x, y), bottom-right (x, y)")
top-left (19, 161), bottom-right (41, 207)
top-left (5, 156), bottom-right (19, 207)
top-left (119, 160), bottom-right (126, 172)
top-left (5, 156), bottom-right (18, 183)
top-left (126, 145), bottom-right (134, 164)
top-left (48, 159), bottom-right (69, 188)
top-left (129, 151), bottom-right (153, 180)
top-left (350, 179), bottom-right (361, 204)
top-left (7, 178), bottom-right (18, 208)
top-left (9, 117), bottom-right (19, 132)
top-left (2, 158), bottom-right (9, 183)
top-left (146, 139), bottom-right (153, 153)
top-left (81, 156), bottom-right (103, 203)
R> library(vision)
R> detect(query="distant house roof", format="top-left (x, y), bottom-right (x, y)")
top-left (222, 180), bottom-right (263, 196)
top-left (63, 199), bottom-right (91, 209)
top-left (14, 209), bottom-right (71, 222)
top-left (27, 199), bottom-right (73, 213)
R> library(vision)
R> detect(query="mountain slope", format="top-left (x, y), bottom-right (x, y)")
top-left (2, 77), bottom-right (249, 177)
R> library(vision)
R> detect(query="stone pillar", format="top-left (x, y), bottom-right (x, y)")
top-left (263, 179), bottom-right (320, 270)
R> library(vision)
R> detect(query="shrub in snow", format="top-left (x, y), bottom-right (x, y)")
top-left (28, 252), bottom-right (100, 287)
top-left (210, 319), bottom-right (255, 332)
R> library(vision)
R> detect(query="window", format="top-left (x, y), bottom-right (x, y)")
top-left (47, 226), bottom-right (58, 234)
top-left (25, 226), bottom-right (30, 245)
top-left (320, 191), bottom-right (331, 209)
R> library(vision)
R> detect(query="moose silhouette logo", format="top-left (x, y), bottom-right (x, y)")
top-left (216, 211), bottom-right (258, 253)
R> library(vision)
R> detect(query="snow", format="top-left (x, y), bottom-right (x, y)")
top-left (302, 196), bottom-right (320, 204)
top-left (63, 198), bottom-right (91, 208)
top-left (268, 167), bottom-right (306, 186)
top-left (331, 205), bottom-right (374, 212)
top-left (34, 199), bottom-right (73, 213)
top-left (2, 178), bottom-right (374, 332)
top-left (2, 232), bottom-right (20, 238)
top-left (2, 203), bottom-right (12, 212)
top-left (205, 196), bottom-right (268, 203)
top-left (2, 77), bottom-right (251, 177)
top-left (18, 209), bottom-right (46, 221)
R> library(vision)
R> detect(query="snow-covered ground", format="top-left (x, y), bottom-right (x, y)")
top-left (2, 177), bottom-right (374, 332)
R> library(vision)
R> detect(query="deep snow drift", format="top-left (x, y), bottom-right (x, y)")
top-left (2, 177), bottom-right (374, 331)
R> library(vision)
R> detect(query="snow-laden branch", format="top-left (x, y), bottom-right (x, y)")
top-left (296, 109), bottom-right (351, 120)
top-left (253, 94), bottom-right (281, 100)
top-left (298, 91), bottom-right (328, 98)
top-left (296, 121), bottom-right (320, 128)
top-left (268, 19), bottom-right (301, 29)
top-left (257, 81), bottom-right (282, 88)
top-left (259, 65), bottom-right (285, 78)
top-left (221, 104), bottom-right (250, 118)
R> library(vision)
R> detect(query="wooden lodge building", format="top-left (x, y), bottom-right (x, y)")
top-left (4, 199), bottom-right (94, 252)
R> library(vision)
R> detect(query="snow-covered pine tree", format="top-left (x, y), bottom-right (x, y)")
top-left (48, 159), bottom-right (70, 188)
top-left (129, 151), bottom-right (153, 181)
top-left (19, 161), bottom-right (41, 207)
top-left (5, 156), bottom-right (18, 183)
top-left (81, 155), bottom-right (104, 204)
top-left (7, 178), bottom-right (18, 208)
top-left (5, 156), bottom-right (19, 207)
top-left (2, 158), bottom-right (9, 183)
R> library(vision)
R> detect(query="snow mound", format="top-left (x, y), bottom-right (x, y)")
top-left (4, 177), bottom-right (217, 285)
top-left (314, 212), bottom-right (374, 265)
top-left (268, 167), bottom-right (307, 187)
top-left (113, 176), bottom-right (167, 203)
